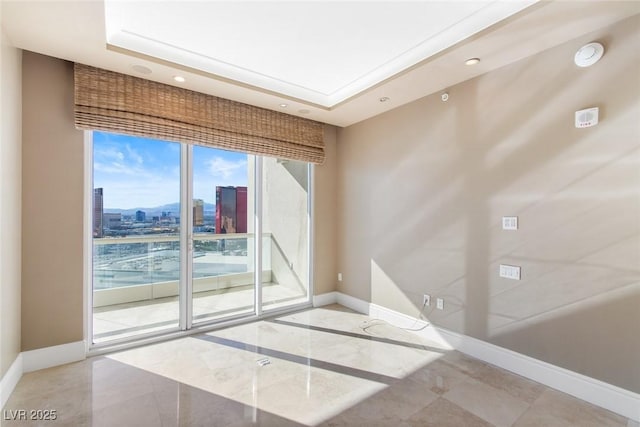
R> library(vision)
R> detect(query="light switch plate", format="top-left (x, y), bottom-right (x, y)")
top-left (502, 216), bottom-right (518, 230)
top-left (499, 264), bottom-right (521, 280)
top-left (436, 298), bottom-right (444, 310)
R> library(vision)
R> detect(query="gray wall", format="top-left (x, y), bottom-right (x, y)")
top-left (22, 52), bottom-right (85, 351)
top-left (314, 126), bottom-right (338, 295)
top-left (0, 4), bottom-right (22, 379)
top-left (336, 15), bottom-right (640, 393)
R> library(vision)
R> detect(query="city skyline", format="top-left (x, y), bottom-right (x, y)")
top-left (94, 131), bottom-right (249, 209)
top-left (92, 186), bottom-right (243, 237)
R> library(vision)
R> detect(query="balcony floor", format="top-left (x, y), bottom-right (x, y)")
top-left (93, 283), bottom-right (306, 343)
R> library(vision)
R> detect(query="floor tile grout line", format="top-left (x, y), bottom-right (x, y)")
top-left (267, 318), bottom-right (447, 353)
top-left (194, 334), bottom-right (399, 385)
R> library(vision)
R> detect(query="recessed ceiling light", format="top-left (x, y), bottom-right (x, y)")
top-left (173, 76), bottom-right (186, 83)
top-left (379, 97), bottom-right (390, 103)
top-left (465, 58), bottom-right (481, 66)
top-left (131, 64), bottom-right (152, 74)
top-left (279, 103), bottom-right (288, 108)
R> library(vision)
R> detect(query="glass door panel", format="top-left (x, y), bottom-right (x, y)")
top-left (260, 157), bottom-right (310, 311)
top-left (191, 146), bottom-right (255, 323)
top-left (92, 132), bottom-right (181, 343)
top-left (91, 132), bottom-right (313, 346)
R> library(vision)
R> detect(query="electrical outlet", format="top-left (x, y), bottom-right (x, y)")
top-left (436, 298), bottom-right (444, 310)
top-left (338, 273), bottom-right (342, 282)
top-left (423, 294), bottom-right (430, 306)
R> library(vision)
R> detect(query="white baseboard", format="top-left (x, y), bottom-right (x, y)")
top-left (369, 303), bottom-right (455, 351)
top-left (22, 341), bottom-right (86, 373)
top-left (434, 327), bottom-right (640, 422)
top-left (0, 354), bottom-right (23, 409)
top-left (313, 291), bottom-right (338, 307)
top-left (335, 292), bottom-right (640, 422)
top-left (336, 292), bottom-right (371, 314)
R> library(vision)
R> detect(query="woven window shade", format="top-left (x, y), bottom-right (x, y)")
top-left (74, 63), bottom-right (325, 164)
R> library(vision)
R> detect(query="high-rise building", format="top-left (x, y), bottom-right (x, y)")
top-left (216, 186), bottom-right (236, 233)
top-left (215, 186), bottom-right (247, 234)
top-left (135, 210), bottom-right (146, 222)
top-left (93, 188), bottom-right (103, 237)
top-left (193, 199), bottom-right (204, 226)
top-left (236, 187), bottom-right (247, 233)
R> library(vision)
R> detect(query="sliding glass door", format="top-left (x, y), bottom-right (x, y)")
top-left (261, 157), bottom-right (310, 311)
top-left (89, 131), bottom-right (311, 345)
top-left (191, 145), bottom-right (255, 324)
top-left (91, 133), bottom-right (182, 343)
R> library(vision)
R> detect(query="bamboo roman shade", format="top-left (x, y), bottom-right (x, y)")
top-left (74, 64), bottom-right (325, 164)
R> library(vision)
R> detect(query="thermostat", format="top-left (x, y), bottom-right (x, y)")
top-left (575, 107), bottom-right (599, 128)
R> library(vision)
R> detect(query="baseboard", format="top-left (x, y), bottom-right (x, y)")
top-left (334, 292), bottom-right (640, 422)
top-left (0, 354), bottom-right (23, 409)
top-left (312, 291), bottom-right (338, 307)
top-left (369, 303), bottom-right (454, 351)
top-left (22, 341), bottom-right (86, 373)
top-left (434, 327), bottom-right (640, 422)
top-left (336, 292), bottom-right (371, 314)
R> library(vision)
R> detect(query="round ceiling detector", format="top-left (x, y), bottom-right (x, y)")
top-left (131, 64), bottom-right (152, 74)
top-left (574, 42), bottom-right (604, 67)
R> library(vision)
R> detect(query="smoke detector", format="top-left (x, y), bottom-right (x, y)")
top-left (574, 42), bottom-right (604, 67)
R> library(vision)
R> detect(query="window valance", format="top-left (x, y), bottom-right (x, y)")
top-left (74, 63), bottom-right (325, 164)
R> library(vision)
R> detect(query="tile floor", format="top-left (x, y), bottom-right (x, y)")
top-left (2, 305), bottom-right (632, 426)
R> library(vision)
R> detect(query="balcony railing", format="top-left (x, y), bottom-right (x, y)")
top-left (92, 233), bottom-right (305, 307)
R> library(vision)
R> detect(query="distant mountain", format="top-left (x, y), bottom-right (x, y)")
top-left (105, 202), bottom-right (215, 217)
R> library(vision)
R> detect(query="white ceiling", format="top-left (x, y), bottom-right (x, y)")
top-left (3, 1), bottom-right (640, 127)
top-left (104, 0), bottom-right (532, 106)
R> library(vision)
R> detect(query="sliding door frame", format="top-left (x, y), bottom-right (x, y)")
top-left (83, 132), bottom-right (93, 354)
top-left (254, 156), bottom-right (264, 317)
top-left (84, 131), bottom-right (314, 355)
top-left (180, 144), bottom-right (193, 331)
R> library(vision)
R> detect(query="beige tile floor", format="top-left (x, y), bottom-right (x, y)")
top-left (2, 305), bottom-right (633, 426)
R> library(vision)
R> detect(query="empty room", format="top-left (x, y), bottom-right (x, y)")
top-left (1, 1), bottom-right (639, 426)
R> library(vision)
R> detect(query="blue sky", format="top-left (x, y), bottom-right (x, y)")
top-left (93, 131), bottom-right (248, 209)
